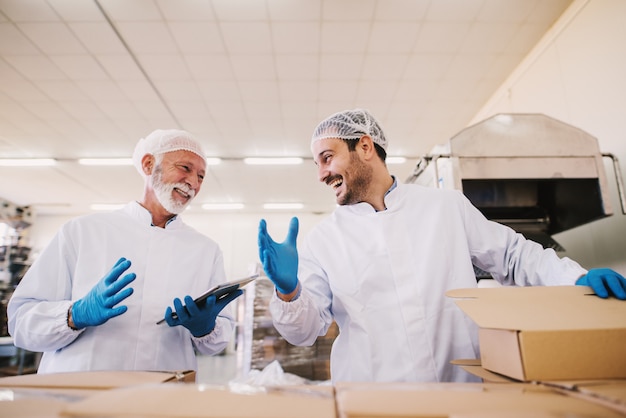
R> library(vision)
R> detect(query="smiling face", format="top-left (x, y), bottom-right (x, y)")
top-left (149, 150), bottom-right (206, 214)
top-left (312, 137), bottom-right (373, 206)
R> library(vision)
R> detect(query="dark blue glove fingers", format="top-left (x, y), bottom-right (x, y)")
top-left (164, 306), bottom-right (177, 327)
top-left (165, 290), bottom-right (244, 337)
top-left (214, 289), bottom-right (243, 313)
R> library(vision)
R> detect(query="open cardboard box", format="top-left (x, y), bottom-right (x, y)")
top-left (60, 383), bottom-right (336, 418)
top-left (334, 382), bottom-right (625, 417)
top-left (446, 285), bottom-right (626, 381)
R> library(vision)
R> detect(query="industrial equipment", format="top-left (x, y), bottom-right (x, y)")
top-left (406, 113), bottom-right (625, 253)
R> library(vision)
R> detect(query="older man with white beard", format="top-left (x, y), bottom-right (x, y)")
top-left (8, 129), bottom-right (241, 374)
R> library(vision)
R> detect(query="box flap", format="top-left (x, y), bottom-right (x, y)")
top-left (446, 286), bottom-right (626, 331)
top-left (334, 382), bottom-right (624, 417)
top-left (61, 383), bottom-right (336, 418)
top-left (0, 370), bottom-right (193, 389)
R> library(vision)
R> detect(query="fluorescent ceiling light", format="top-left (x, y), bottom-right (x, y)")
top-left (90, 203), bottom-right (126, 211)
top-left (387, 157), bottom-right (407, 164)
top-left (79, 158), bottom-right (133, 166)
top-left (206, 157), bottom-right (222, 165)
top-left (0, 158), bottom-right (56, 167)
top-left (202, 203), bottom-right (244, 210)
top-left (244, 157), bottom-right (303, 165)
top-left (263, 203), bottom-right (304, 210)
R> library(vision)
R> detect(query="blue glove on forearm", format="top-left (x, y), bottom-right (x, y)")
top-left (71, 257), bottom-right (136, 329)
top-left (164, 290), bottom-right (243, 337)
top-left (576, 268), bottom-right (626, 299)
top-left (258, 216), bottom-right (299, 294)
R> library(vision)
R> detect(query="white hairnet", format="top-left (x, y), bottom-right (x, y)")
top-left (132, 129), bottom-right (206, 176)
top-left (311, 108), bottom-right (388, 151)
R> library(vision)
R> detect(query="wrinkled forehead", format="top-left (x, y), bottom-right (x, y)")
top-left (160, 149), bottom-right (207, 173)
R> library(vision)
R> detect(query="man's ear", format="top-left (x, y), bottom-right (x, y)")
top-left (141, 154), bottom-right (155, 176)
top-left (358, 135), bottom-right (376, 159)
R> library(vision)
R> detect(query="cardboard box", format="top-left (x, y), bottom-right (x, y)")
top-left (0, 370), bottom-right (195, 389)
top-left (334, 382), bottom-right (625, 417)
top-left (0, 370), bottom-right (196, 417)
top-left (61, 383), bottom-right (336, 417)
top-left (446, 286), bottom-right (626, 381)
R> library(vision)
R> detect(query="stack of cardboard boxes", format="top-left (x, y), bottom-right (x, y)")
top-left (0, 285), bottom-right (624, 417)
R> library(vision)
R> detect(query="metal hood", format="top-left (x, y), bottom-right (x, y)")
top-left (406, 113), bottom-right (625, 251)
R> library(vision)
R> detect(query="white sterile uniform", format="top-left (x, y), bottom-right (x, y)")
top-left (8, 201), bottom-right (235, 373)
top-left (270, 183), bottom-right (587, 383)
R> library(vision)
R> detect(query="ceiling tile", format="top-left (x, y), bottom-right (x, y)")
top-left (156, 0), bottom-right (217, 21)
top-left (267, 0), bottom-right (321, 21)
top-left (4, 55), bottom-right (67, 80)
top-left (368, 22), bottom-right (420, 54)
top-left (361, 54), bottom-right (408, 80)
top-left (319, 54), bottom-right (364, 80)
top-left (320, 22), bottom-right (370, 53)
top-left (185, 54), bottom-right (235, 81)
top-left (271, 22), bottom-right (320, 54)
top-left (373, 0), bottom-right (429, 21)
top-left (152, 80), bottom-right (203, 100)
top-left (117, 80), bottom-right (160, 101)
top-left (322, 0), bottom-right (376, 21)
top-left (275, 55), bottom-right (318, 80)
top-left (220, 22), bottom-right (273, 54)
top-left (1, 80), bottom-right (48, 100)
top-left (477, 0), bottom-right (536, 23)
top-left (19, 22), bottom-right (86, 54)
top-left (0, 23), bottom-right (40, 54)
top-left (426, 0), bottom-right (483, 22)
top-left (48, 0), bottom-right (105, 21)
top-left (115, 22), bottom-right (179, 53)
top-left (413, 22), bottom-right (471, 53)
top-left (0, 0), bottom-right (59, 22)
top-left (238, 80), bottom-right (280, 102)
top-left (169, 22), bottom-right (225, 54)
top-left (96, 55), bottom-right (146, 80)
top-left (69, 22), bottom-right (127, 54)
top-left (36, 80), bottom-right (89, 100)
top-left (279, 80), bottom-right (318, 102)
top-left (137, 54), bottom-right (192, 80)
top-left (50, 55), bottom-right (109, 80)
top-left (196, 80), bottom-right (242, 102)
top-left (229, 54), bottom-right (276, 81)
top-left (211, 0), bottom-right (268, 21)
top-left (98, 0), bottom-right (162, 21)
top-left (75, 80), bottom-right (128, 101)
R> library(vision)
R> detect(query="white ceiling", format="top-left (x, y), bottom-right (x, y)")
top-left (0, 0), bottom-right (573, 217)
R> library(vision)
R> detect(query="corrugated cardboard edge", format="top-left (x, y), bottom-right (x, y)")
top-left (0, 370), bottom-right (195, 389)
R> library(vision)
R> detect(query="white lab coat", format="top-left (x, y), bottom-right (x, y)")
top-left (270, 183), bottom-right (587, 383)
top-left (8, 201), bottom-right (236, 373)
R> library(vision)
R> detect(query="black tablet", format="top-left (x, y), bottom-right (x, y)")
top-left (157, 274), bottom-right (259, 324)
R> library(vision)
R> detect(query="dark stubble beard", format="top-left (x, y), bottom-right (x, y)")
top-left (338, 151), bottom-right (373, 206)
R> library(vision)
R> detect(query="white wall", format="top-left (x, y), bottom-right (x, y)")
top-left (26, 0), bottom-right (626, 277)
top-left (473, 0), bottom-right (626, 274)
top-left (27, 210), bottom-right (330, 281)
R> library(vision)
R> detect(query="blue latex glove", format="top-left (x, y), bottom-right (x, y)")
top-left (164, 290), bottom-right (243, 337)
top-left (258, 216), bottom-right (299, 294)
top-left (71, 257), bottom-right (136, 329)
top-left (576, 268), bottom-right (626, 299)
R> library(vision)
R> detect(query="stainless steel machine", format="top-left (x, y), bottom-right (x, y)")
top-left (406, 113), bottom-right (625, 253)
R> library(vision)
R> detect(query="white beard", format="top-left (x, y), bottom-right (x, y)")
top-left (152, 167), bottom-right (195, 214)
